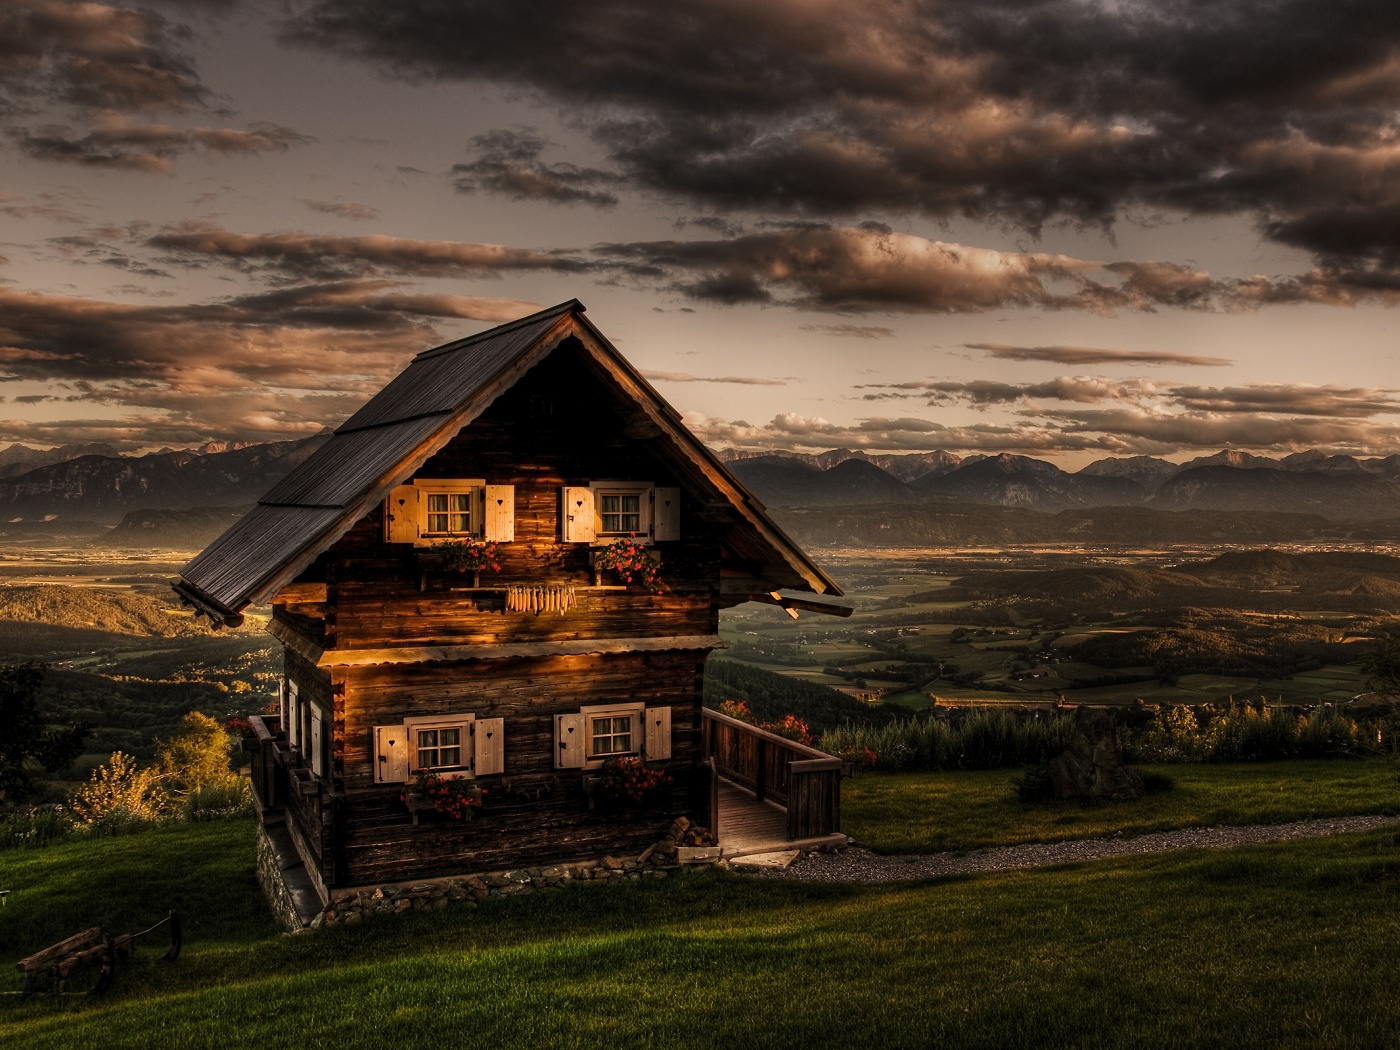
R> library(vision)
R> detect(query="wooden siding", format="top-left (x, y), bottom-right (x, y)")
top-left (334, 650), bottom-right (709, 884)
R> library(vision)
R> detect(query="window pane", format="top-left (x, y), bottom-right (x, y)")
top-left (440, 728), bottom-right (460, 765)
top-left (449, 493), bottom-right (471, 533)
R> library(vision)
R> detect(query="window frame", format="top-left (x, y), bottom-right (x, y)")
top-left (581, 702), bottom-right (645, 767)
top-left (403, 714), bottom-right (476, 778)
top-left (414, 478), bottom-right (485, 542)
top-left (588, 481), bottom-right (653, 543)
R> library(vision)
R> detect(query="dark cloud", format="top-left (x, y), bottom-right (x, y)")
top-left (451, 128), bottom-right (621, 207)
top-left (641, 370), bottom-right (787, 386)
top-left (858, 376), bottom-right (1400, 419)
top-left (0, 0), bottom-right (206, 115)
top-left (282, 0), bottom-right (1400, 284)
top-left (146, 221), bottom-right (587, 281)
top-left (301, 199), bottom-right (381, 221)
top-left (0, 282), bottom-right (538, 446)
top-left (801, 323), bottom-right (896, 339)
top-left (968, 342), bottom-right (1232, 367)
top-left (9, 116), bottom-right (310, 171)
top-left (595, 223), bottom-right (1346, 313)
top-left (0, 189), bottom-right (87, 223)
top-left (686, 404), bottom-right (1400, 458)
top-left (1167, 383), bottom-right (1400, 418)
top-left (860, 377), bottom-right (1161, 406)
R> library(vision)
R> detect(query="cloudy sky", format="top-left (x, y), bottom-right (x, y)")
top-left (3, 0), bottom-right (1400, 466)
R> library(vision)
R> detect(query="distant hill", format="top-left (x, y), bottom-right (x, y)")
top-left (0, 583), bottom-right (207, 639)
top-left (728, 456), bottom-right (925, 506)
top-left (1150, 466), bottom-right (1400, 520)
top-left (923, 549), bottom-right (1400, 615)
top-left (1079, 455), bottom-right (1178, 491)
top-left (0, 442), bottom-right (121, 478)
top-left (92, 507), bottom-right (249, 549)
top-left (0, 434), bottom-right (330, 524)
top-left (717, 447), bottom-right (962, 482)
top-left (915, 454), bottom-right (1148, 511)
top-left (771, 502), bottom-right (1360, 548)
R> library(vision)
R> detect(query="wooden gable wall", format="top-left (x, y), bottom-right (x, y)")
top-left (268, 337), bottom-right (725, 885)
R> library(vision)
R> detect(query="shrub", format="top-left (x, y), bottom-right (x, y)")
top-left (0, 806), bottom-right (74, 849)
top-left (1131, 704), bottom-right (1202, 763)
top-left (183, 778), bottom-right (253, 822)
top-left (68, 751), bottom-right (169, 826)
top-left (821, 708), bottom-right (1075, 773)
top-left (156, 711), bottom-right (238, 798)
top-left (1296, 708), bottom-right (1362, 758)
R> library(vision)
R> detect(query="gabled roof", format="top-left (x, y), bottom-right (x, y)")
top-left (175, 300), bottom-right (843, 624)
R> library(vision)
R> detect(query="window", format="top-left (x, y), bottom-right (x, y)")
top-left (418, 480), bottom-right (482, 539)
top-left (590, 714), bottom-right (634, 757)
top-left (556, 702), bottom-right (667, 769)
top-left (404, 717), bottom-right (470, 774)
top-left (384, 481), bottom-right (515, 545)
top-left (560, 484), bottom-right (680, 544)
top-left (374, 715), bottom-right (505, 784)
top-left (415, 726), bottom-right (462, 770)
top-left (425, 492), bottom-right (472, 536)
top-left (594, 484), bottom-right (649, 537)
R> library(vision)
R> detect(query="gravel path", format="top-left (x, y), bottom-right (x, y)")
top-left (752, 814), bottom-right (1400, 883)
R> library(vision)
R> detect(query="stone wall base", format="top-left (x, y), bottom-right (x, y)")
top-left (256, 816), bottom-right (719, 929)
top-left (256, 824), bottom-right (310, 932)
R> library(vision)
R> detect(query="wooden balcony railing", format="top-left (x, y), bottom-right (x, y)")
top-left (700, 708), bottom-right (844, 840)
top-left (245, 714), bottom-right (285, 811)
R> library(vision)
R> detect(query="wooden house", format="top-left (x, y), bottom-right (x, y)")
top-left (174, 300), bottom-right (850, 908)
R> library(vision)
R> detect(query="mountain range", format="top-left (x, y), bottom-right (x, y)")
top-left (3, 436), bottom-right (1400, 531)
top-left (0, 435), bottom-right (330, 525)
top-left (720, 449), bottom-right (1400, 519)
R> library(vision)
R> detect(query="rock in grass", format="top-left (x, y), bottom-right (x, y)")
top-left (1046, 708), bottom-right (1145, 801)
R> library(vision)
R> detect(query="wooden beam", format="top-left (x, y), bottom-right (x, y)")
top-left (314, 633), bottom-right (725, 668)
top-left (271, 582), bottom-right (328, 603)
top-left (268, 616), bottom-right (325, 665)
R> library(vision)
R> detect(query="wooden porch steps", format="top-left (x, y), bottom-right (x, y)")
top-left (716, 777), bottom-right (848, 858)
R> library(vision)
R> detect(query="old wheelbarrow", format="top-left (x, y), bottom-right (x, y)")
top-left (12, 911), bottom-right (181, 997)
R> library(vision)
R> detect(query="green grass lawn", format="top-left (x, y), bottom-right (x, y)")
top-left (5, 820), bottom-right (1400, 1048)
top-left (843, 758), bottom-right (1400, 854)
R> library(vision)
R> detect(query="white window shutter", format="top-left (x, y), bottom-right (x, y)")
top-left (652, 487), bottom-right (680, 541)
top-left (384, 485), bottom-right (419, 543)
top-left (311, 713), bottom-right (325, 777)
top-left (278, 680), bottom-right (288, 732)
top-left (555, 712), bottom-right (586, 768)
top-left (373, 725), bottom-right (410, 784)
top-left (473, 717), bottom-right (505, 776)
top-left (484, 485), bottom-right (514, 542)
top-left (561, 487), bottom-right (596, 543)
top-left (287, 681), bottom-right (300, 748)
top-left (644, 706), bottom-right (672, 760)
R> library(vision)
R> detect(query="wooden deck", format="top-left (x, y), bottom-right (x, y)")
top-left (717, 778), bottom-right (848, 858)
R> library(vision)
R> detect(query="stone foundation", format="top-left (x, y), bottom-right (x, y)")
top-left (259, 817), bottom-right (718, 930)
top-left (256, 825), bottom-right (312, 931)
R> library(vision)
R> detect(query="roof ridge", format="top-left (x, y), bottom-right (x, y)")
top-left (413, 299), bottom-right (582, 361)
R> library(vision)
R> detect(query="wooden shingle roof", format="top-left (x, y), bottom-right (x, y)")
top-left (175, 300), bottom-right (843, 624)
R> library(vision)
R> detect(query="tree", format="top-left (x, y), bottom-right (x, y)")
top-left (1360, 635), bottom-right (1400, 697)
top-left (156, 711), bottom-right (237, 796)
top-left (0, 662), bottom-right (88, 802)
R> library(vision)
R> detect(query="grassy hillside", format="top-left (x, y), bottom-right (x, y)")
top-left (6, 820), bottom-right (1400, 1048)
top-left (0, 585), bottom-right (206, 639)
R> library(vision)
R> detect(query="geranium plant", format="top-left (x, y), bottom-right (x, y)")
top-left (593, 537), bottom-right (661, 591)
top-left (404, 771), bottom-right (483, 820)
top-left (760, 714), bottom-right (814, 747)
top-left (595, 755), bottom-right (671, 804)
top-left (435, 538), bottom-right (502, 575)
